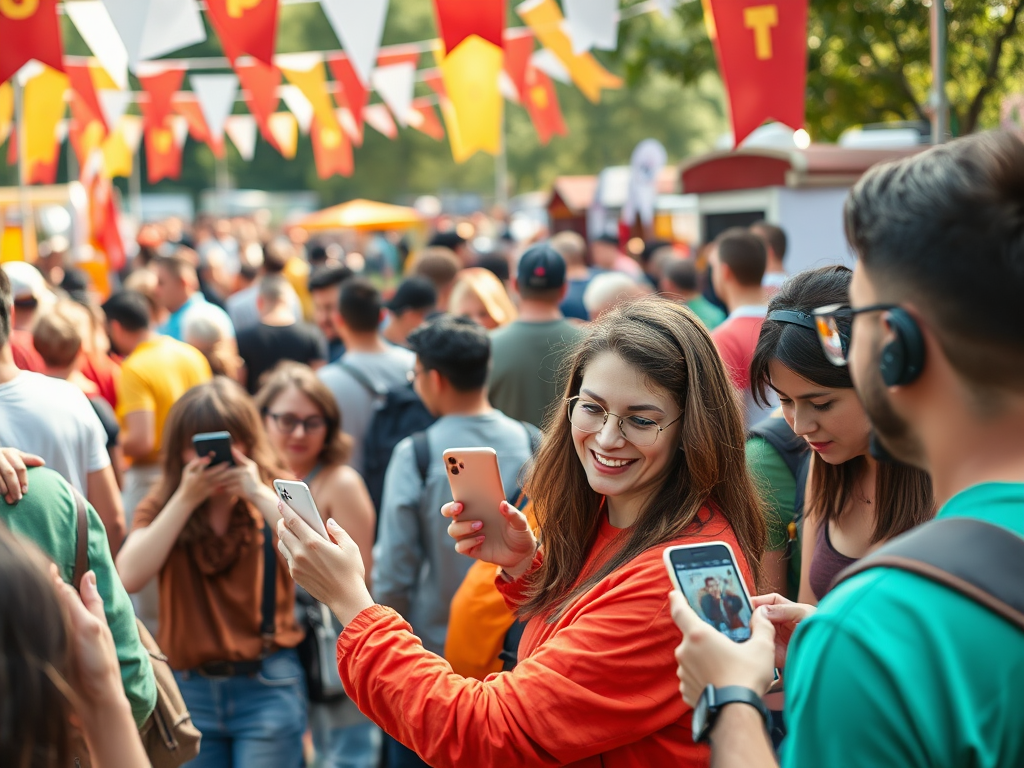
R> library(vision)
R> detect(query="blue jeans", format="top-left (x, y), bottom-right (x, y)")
top-left (384, 734), bottom-right (430, 768)
top-left (313, 720), bottom-right (382, 768)
top-left (175, 649), bottom-right (307, 768)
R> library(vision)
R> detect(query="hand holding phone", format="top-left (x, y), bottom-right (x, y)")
top-left (664, 542), bottom-right (756, 643)
top-left (274, 480), bottom-right (330, 539)
top-left (192, 431), bottom-right (235, 466)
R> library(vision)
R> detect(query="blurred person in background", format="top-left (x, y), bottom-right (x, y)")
top-left (449, 267), bottom-right (517, 330)
top-left (153, 253), bottom-right (234, 342)
top-left (2, 260), bottom-right (55, 372)
top-left (590, 232), bottom-right (644, 279)
top-left (428, 230), bottom-right (472, 266)
top-left (309, 265), bottom-right (355, 362)
top-left (640, 240), bottom-right (675, 289)
top-left (256, 362), bottom-right (380, 768)
top-left (49, 290), bottom-right (122, 410)
top-left (751, 221), bottom-right (789, 298)
top-left (382, 277), bottom-right (438, 349)
top-left (237, 275), bottom-right (327, 395)
top-left (474, 252), bottom-right (512, 293)
top-left (550, 231), bottom-right (594, 322)
top-left (583, 271), bottom-right (650, 321)
top-left (409, 247), bottom-right (461, 313)
top-left (228, 239), bottom-right (304, 333)
top-left (184, 301), bottom-right (245, 383)
top-left (660, 258), bottom-right (727, 330)
top-left (123, 266), bottom-right (166, 326)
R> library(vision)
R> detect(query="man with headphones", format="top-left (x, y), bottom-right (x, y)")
top-left (669, 130), bottom-right (1024, 768)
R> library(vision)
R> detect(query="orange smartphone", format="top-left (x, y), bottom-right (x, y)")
top-left (443, 447), bottom-right (507, 537)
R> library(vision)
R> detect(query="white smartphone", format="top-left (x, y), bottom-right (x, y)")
top-left (273, 479), bottom-right (329, 539)
top-left (663, 541), bottom-right (757, 643)
top-left (443, 447), bottom-right (507, 539)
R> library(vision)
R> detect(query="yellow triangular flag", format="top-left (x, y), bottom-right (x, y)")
top-left (89, 61), bottom-right (120, 91)
top-left (24, 66), bottom-right (69, 181)
top-left (102, 115), bottom-right (142, 178)
top-left (280, 59), bottom-right (342, 135)
top-left (517, 0), bottom-right (622, 103)
top-left (0, 82), bottom-right (12, 146)
top-left (439, 36), bottom-right (503, 160)
top-left (268, 112), bottom-right (299, 159)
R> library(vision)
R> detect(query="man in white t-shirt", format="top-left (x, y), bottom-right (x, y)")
top-left (750, 221), bottom-right (789, 298)
top-left (0, 269), bottom-right (125, 555)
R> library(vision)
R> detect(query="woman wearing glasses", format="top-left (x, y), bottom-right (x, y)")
top-left (749, 266), bottom-right (933, 605)
top-left (255, 362), bottom-right (379, 768)
top-left (276, 299), bottom-right (767, 767)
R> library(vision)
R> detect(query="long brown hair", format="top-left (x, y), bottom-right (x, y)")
top-left (254, 361), bottom-right (353, 468)
top-left (156, 378), bottom-right (292, 542)
top-left (520, 299), bottom-right (767, 620)
top-left (749, 266), bottom-right (934, 542)
top-left (0, 524), bottom-right (74, 768)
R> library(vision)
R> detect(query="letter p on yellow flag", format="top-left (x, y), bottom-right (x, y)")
top-left (439, 35), bottom-right (503, 160)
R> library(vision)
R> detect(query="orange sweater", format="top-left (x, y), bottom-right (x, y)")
top-left (336, 507), bottom-right (754, 768)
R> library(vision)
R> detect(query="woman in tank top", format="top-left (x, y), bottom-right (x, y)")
top-left (749, 266), bottom-right (934, 604)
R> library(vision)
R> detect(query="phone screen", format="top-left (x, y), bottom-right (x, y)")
top-left (669, 544), bottom-right (754, 642)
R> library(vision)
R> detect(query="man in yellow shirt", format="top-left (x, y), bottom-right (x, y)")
top-left (102, 289), bottom-right (211, 630)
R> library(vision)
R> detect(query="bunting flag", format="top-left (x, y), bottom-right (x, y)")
top-left (280, 56), bottom-right (342, 136)
top-left (516, 0), bottom-right (622, 103)
top-left (700, 0), bottom-right (718, 40)
top-left (310, 116), bottom-right (353, 178)
top-left (191, 73), bottom-right (238, 144)
top-left (433, 0), bottom-right (505, 54)
top-left (138, 66), bottom-right (185, 129)
top-left (372, 63), bottom-right (416, 126)
top-left (319, 0), bottom-right (389, 87)
top-left (101, 0), bottom-right (206, 71)
top-left (64, 1), bottom-right (129, 89)
top-left (205, 0), bottom-right (279, 65)
top-left (68, 101), bottom-right (107, 166)
top-left (234, 60), bottom-right (280, 145)
top-left (377, 47), bottom-right (419, 69)
top-left (279, 85), bottom-right (314, 133)
top-left (522, 64), bottom-right (567, 144)
top-left (173, 96), bottom-right (225, 157)
top-left (408, 98), bottom-right (445, 141)
top-left (102, 114), bottom-right (142, 177)
top-left (0, 0), bottom-right (65, 86)
top-left (708, 0), bottom-right (807, 145)
top-left (267, 111), bottom-right (298, 158)
top-left (144, 115), bottom-right (187, 183)
top-left (563, 0), bottom-right (619, 54)
top-left (531, 48), bottom-right (571, 83)
top-left (423, 67), bottom-right (471, 161)
top-left (24, 66), bottom-right (68, 184)
top-left (65, 62), bottom-right (108, 131)
top-left (439, 35), bottom-right (503, 159)
top-left (327, 54), bottom-right (368, 138)
top-left (503, 30), bottom-right (534, 102)
top-left (363, 103), bottom-right (397, 139)
top-left (98, 89), bottom-right (133, 132)
top-left (225, 113), bottom-right (257, 159)
top-left (336, 106), bottom-right (362, 144)
top-left (0, 82), bottom-right (12, 146)
top-left (81, 149), bottom-right (126, 273)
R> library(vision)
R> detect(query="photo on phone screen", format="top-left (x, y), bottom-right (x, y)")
top-left (665, 543), bottom-right (754, 642)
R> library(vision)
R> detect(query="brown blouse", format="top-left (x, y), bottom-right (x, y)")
top-left (133, 492), bottom-right (303, 671)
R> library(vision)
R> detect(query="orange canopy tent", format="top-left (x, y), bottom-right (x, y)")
top-left (293, 198), bottom-right (424, 231)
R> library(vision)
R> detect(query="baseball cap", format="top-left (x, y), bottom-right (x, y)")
top-left (2, 262), bottom-right (55, 307)
top-left (386, 277), bottom-right (438, 314)
top-left (517, 244), bottom-right (566, 291)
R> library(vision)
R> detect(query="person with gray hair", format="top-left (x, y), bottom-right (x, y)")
top-left (236, 274), bottom-right (327, 394)
top-left (583, 271), bottom-right (650, 320)
top-left (183, 300), bottom-right (244, 384)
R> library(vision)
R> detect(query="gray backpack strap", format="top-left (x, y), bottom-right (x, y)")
top-left (338, 361), bottom-right (387, 402)
top-left (833, 517), bottom-right (1024, 633)
top-left (412, 430), bottom-right (431, 485)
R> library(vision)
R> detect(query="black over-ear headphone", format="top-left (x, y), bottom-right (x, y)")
top-left (878, 308), bottom-right (925, 386)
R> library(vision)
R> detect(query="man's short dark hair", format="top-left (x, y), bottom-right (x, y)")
top-left (262, 240), bottom-right (294, 274)
top-left (428, 230), bottom-right (467, 251)
top-left (750, 221), bottom-right (787, 261)
top-left (0, 268), bottom-right (11, 348)
top-left (101, 291), bottom-right (152, 332)
top-left (715, 228), bottom-right (767, 287)
top-left (308, 265), bottom-right (354, 292)
top-left (664, 259), bottom-right (699, 293)
top-left (845, 131), bottom-right (1024, 393)
top-left (407, 315), bottom-right (490, 392)
top-left (339, 277), bottom-right (382, 332)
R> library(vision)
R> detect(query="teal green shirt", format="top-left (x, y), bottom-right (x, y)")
top-left (684, 295), bottom-right (727, 331)
top-left (783, 482), bottom-right (1024, 768)
top-left (745, 435), bottom-right (800, 599)
top-left (0, 468), bottom-right (156, 727)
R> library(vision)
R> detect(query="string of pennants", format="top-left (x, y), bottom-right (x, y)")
top-left (0, 0), bottom-right (680, 185)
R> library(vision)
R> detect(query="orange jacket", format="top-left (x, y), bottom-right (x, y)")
top-left (337, 507), bottom-right (753, 768)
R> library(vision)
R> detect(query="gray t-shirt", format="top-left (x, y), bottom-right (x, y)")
top-left (372, 411), bottom-right (537, 655)
top-left (318, 346), bottom-right (416, 475)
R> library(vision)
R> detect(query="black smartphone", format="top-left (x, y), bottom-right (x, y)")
top-left (192, 431), bottom-right (235, 466)
top-left (664, 541), bottom-right (755, 643)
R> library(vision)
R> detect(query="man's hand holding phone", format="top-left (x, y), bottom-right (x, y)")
top-left (443, 499), bottom-right (537, 575)
top-left (750, 593), bottom-right (817, 671)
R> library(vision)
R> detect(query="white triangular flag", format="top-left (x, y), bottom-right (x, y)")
top-left (564, 0), bottom-right (619, 54)
top-left (274, 52), bottom-right (323, 72)
top-left (499, 71), bottom-right (519, 103)
top-left (191, 74), bottom-right (238, 143)
top-left (225, 114), bottom-right (257, 160)
top-left (98, 89), bottom-right (133, 131)
top-left (65, 1), bottom-right (130, 89)
top-left (371, 63), bottom-right (416, 126)
top-left (363, 103), bottom-right (397, 139)
top-left (171, 115), bottom-right (190, 147)
top-left (119, 115), bottom-right (144, 153)
top-left (319, 0), bottom-right (389, 88)
top-left (103, 0), bottom-right (206, 71)
top-left (279, 85), bottom-right (314, 134)
top-left (530, 49), bottom-right (571, 84)
top-left (336, 107), bottom-right (361, 143)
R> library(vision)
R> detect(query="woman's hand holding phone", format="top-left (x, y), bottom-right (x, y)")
top-left (177, 455), bottom-right (233, 507)
top-left (443, 499), bottom-right (537, 573)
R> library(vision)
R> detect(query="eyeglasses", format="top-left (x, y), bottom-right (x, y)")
top-left (266, 412), bottom-right (327, 435)
top-left (566, 396), bottom-right (682, 447)
top-left (812, 303), bottom-right (901, 366)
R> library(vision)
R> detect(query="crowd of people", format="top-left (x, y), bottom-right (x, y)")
top-left (1, 129), bottom-right (1022, 768)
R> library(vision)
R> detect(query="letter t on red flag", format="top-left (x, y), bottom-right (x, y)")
top-left (0, 0), bottom-right (65, 85)
top-left (707, 0), bottom-right (807, 146)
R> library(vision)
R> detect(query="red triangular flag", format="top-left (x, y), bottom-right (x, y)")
top-left (205, 0), bottom-right (279, 66)
top-left (327, 54), bottom-right (369, 134)
top-left (145, 122), bottom-right (184, 183)
top-left (65, 63), bottom-right (107, 130)
top-left (523, 66), bottom-right (567, 145)
top-left (376, 46), bottom-right (420, 69)
top-left (235, 60), bottom-right (281, 146)
top-left (422, 70), bottom-right (448, 100)
top-left (503, 30), bottom-right (534, 103)
top-left (138, 68), bottom-right (185, 129)
top-left (409, 99), bottom-right (445, 141)
top-left (0, 0), bottom-right (64, 86)
top-left (173, 96), bottom-right (225, 158)
top-left (310, 116), bottom-right (353, 178)
top-left (433, 0), bottom-right (505, 55)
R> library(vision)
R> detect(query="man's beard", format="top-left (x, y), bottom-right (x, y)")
top-left (858, 352), bottom-right (925, 468)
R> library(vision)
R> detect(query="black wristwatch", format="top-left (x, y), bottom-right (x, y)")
top-left (692, 685), bottom-right (770, 743)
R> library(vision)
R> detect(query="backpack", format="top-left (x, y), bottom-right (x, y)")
top-left (748, 413), bottom-right (811, 557)
top-left (339, 361), bottom-right (436, 515)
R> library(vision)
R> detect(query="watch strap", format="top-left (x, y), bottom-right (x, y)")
top-left (696, 685), bottom-right (770, 743)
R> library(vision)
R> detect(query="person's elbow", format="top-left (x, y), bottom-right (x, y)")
top-left (121, 434), bottom-right (154, 459)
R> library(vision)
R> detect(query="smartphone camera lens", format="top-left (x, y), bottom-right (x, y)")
top-left (451, 467), bottom-right (459, 475)
top-left (448, 457), bottom-right (457, 465)
top-left (458, 462), bottom-right (465, 469)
